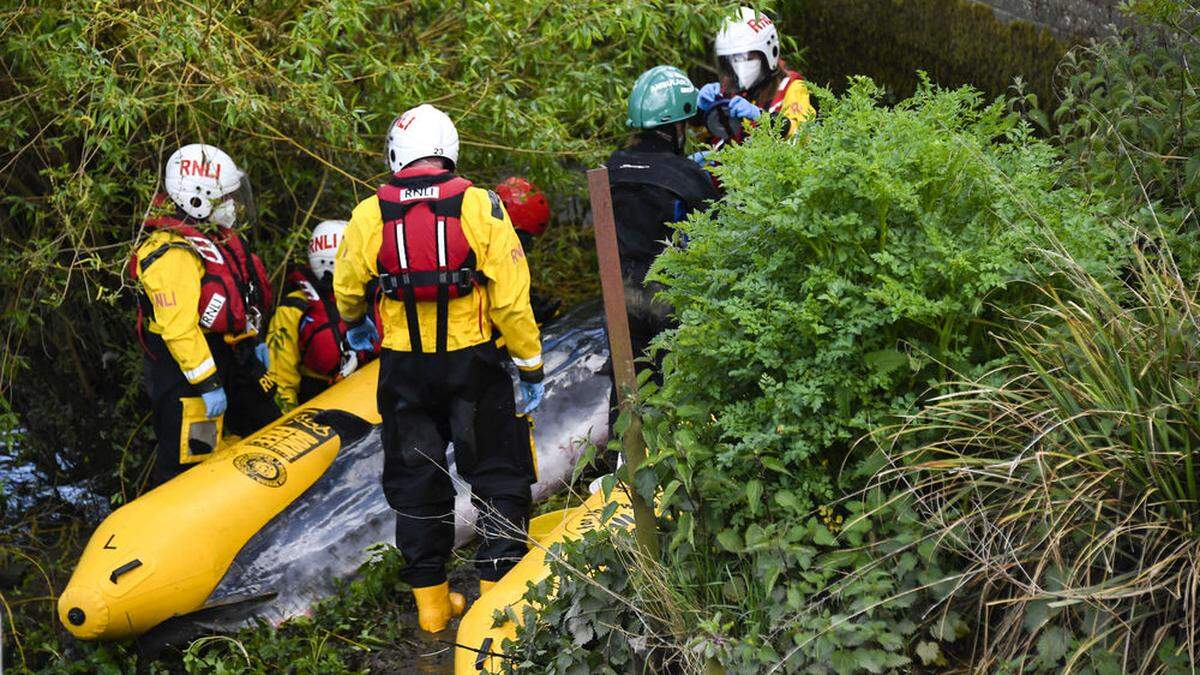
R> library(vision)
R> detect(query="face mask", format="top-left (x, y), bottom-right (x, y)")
top-left (731, 53), bottom-right (763, 90)
top-left (211, 198), bottom-right (237, 228)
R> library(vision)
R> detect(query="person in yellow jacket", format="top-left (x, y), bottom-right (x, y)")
top-left (130, 144), bottom-right (280, 485)
top-left (695, 7), bottom-right (815, 146)
top-left (334, 104), bottom-right (543, 634)
top-left (267, 219), bottom-right (372, 410)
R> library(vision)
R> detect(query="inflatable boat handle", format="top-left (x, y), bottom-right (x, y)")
top-left (110, 559), bottom-right (142, 584)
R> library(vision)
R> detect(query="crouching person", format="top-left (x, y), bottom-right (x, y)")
top-left (267, 220), bottom-right (372, 410)
top-left (130, 144), bottom-right (280, 485)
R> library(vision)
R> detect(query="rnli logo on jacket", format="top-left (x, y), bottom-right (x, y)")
top-left (199, 293), bottom-right (226, 328)
top-left (399, 186), bottom-right (438, 202)
top-left (298, 279), bottom-right (320, 302)
top-left (233, 452), bottom-right (287, 488)
top-left (184, 236), bottom-right (225, 264)
top-left (151, 291), bottom-right (177, 308)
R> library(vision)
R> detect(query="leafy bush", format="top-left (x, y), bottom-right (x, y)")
top-left (649, 76), bottom-right (1126, 524)
top-left (509, 77), bottom-right (1133, 672)
top-left (500, 528), bottom-right (654, 675)
top-left (1050, 1), bottom-right (1200, 269)
top-left (883, 246), bottom-right (1200, 673)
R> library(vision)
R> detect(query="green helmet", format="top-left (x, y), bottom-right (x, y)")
top-left (626, 65), bottom-right (699, 129)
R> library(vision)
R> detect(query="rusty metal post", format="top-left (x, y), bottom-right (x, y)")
top-left (587, 167), bottom-right (659, 559)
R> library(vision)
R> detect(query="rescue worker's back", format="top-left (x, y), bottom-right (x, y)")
top-left (335, 173), bottom-right (542, 374)
top-left (333, 103), bottom-right (543, 635)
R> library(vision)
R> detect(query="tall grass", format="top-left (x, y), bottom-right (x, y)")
top-left (883, 246), bottom-right (1200, 672)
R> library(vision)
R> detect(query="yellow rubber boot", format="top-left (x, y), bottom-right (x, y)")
top-left (412, 582), bottom-right (465, 633)
top-left (479, 579), bottom-right (496, 596)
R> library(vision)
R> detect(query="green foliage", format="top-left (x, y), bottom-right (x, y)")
top-left (499, 532), bottom-right (645, 675)
top-left (1051, 8), bottom-right (1200, 270)
top-left (0, 0), bottom-right (729, 484)
top-left (175, 546), bottom-right (413, 673)
top-left (884, 246), bottom-right (1200, 672)
top-left (508, 77), bottom-right (1132, 673)
top-left (649, 77), bottom-right (1125, 524)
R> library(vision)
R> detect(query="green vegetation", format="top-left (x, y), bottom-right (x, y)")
top-left (0, 0), bottom-right (728, 484)
top-left (509, 76), bottom-right (1133, 673)
top-left (506, 3), bottom-right (1200, 673)
top-left (0, 1), bottom-right (727, 670)
top-left (4, 0), bottom-right (1193, 672)
top-left (886, 247), bottom-right (1200, 672)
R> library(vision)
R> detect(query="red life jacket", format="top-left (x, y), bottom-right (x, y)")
top-left (280, 266), bottom-right (349, 378)
top-left (129, 214), bottom-right (274, 337)
top-left (767, 70), bottom-right (804, 116)
top-left (375, 167), bottom-right (484, 352)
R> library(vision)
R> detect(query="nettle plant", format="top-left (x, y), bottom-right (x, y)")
top-left (628, 78), bottom-right (1130, 669)
top-left (648, 76), bottom-right (1127, 523)
top-left (506, 78), bottom-right (1132, 673)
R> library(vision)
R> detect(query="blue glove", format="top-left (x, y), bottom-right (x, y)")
top-left (697, 82), bottom-right (725, 111)
top-left (689, 150), bottom-right (711, 166)
top-left (519, 381), bottom-right (545, 414)
top-left (346, 316), bottom-right (378, 351)
top-left (202, 387), bottom-right (228, 419)
top-left (728, 95), bottom-right (762, 121)
top-left (255, 342), bottom-right (270, 370)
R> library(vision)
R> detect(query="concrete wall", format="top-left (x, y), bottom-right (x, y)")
top-left (976, 0), bottom-right (1128, 39)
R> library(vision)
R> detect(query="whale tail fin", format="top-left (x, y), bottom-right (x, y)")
top-left (314, 410), bottom-right (373, 446)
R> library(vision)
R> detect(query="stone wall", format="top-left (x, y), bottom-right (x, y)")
top-left (780, 0), bottom-right (1070, 104)
top-left (979, 0), bottom-right (1128, 39)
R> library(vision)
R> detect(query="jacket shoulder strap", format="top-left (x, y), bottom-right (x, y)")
top-left (280, 294), bottom-right (309, 312)
top-left (138, 241), bottom-right (197, 276)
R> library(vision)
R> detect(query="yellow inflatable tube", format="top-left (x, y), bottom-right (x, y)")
top-left (57, 361), bottom-right (382, 640)
top-left (455, 486), bottom-right (635, 674)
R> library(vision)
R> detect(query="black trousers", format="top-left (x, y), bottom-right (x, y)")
top-left (142, 332), bottom-right (281, 485)
top-left (378, 343), bottom-right (535, 586)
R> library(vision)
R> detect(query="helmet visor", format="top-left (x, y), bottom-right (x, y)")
top-left (211, 180), bottom-right (255, 230)
top-left (718, 52), bottom-right (766, 92)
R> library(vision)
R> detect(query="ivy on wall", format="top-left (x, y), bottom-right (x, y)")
top-left (778, 0), bottom-right (1069, 104)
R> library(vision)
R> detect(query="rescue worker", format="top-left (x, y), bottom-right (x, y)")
top-left (495, 176), bottom-right (560, 323)
top-left (607, 66), bottom-right (719, 393)
top-left (696, 7), bottom-right (815, 146)
top-left (267, 220), bottom-right (369, 410)
top-left (130, 144), bottom-right (280, 485)
top-left (334, 104), bottom-right (544, 633)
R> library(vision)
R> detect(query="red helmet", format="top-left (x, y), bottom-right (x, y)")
top-left (496, 176), bottom-right (550, 237)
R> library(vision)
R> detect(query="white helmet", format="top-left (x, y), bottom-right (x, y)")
top-left (163, 144), bottom-right (249, 227)
top-left (308, 219), bottom-right (347, 280)
top-left (715, 7), bottom-right (780, 91)
top-left (386, 104), bottom-right (459, 172)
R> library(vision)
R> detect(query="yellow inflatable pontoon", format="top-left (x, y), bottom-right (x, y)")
top-left (454, 486), bottom-right (634, 674)
top-left (57, 362), bottom-right (381, 640)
